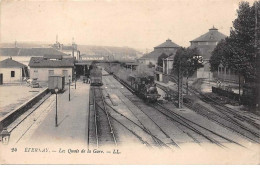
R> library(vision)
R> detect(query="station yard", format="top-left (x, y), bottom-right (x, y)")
top-left (0, 84), bottom-right (45, 117)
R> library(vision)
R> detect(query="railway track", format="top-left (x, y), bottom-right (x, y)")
top-left (88, 87), bottom-right (117, 148)
top-left (191, 87), bottom-right (260, 130)
top-left (89, 85), bottom-right (166, 148)
top-left (164, 74), bottom-right (260, 129)
top-left (13, 93), bottom-right (54, 144)
top-left (153, 103), bottom-right (245, 148)
top-left (157, 83), bottom-right (260, 143)
top-left (108, 74), bottom-right (244, 148)
top-left (102, 76), bottom-right (177, 148)
top-left (104, 102), bottom-right (172, 149)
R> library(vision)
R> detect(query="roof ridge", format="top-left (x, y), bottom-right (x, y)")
top-left (190, 27), bottom-right (227, 42)
top-left (0, 58), bottom-right (27, 68)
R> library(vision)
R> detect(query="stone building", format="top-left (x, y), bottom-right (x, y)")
top-left (138, 39), bottom-right (180, 65)
top-left (0, 58), bottom-right (29, 83)
top-left (190, 26), bottom-right (227, 79)
top-left (29, 55), bottom-right (74, 84)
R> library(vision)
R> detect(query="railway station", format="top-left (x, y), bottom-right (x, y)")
top-left (0, 58), bottom-right (259, 150)
top-left (0, 45), bottom-right (259, 152)
top-left (0, 0), bottom-right (259, 165)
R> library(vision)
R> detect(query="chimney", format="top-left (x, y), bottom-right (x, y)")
top-left (72, 47), bottom-right (74, 59)
top-left (56, 34), bottom-right (58, 44)
top-left (72, 37), bottom-right (75, 59)
top-left (78, 51), bottom-right (81, 60)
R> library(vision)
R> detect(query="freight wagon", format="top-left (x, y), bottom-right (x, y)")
top-left (48, 75), bottom-right (65, 93)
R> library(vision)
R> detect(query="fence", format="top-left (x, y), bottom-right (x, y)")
top-left (212, 86), bottom-right (240, 101)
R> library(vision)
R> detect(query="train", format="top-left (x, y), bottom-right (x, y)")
top-left (128, 74), bottom-right (160, 102)
top-left (90, 65), bottom-right (103, 86)
top-left (114, 66), bottom-right (161, 102)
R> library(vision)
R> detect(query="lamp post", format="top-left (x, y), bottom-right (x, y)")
top-left (74, 72), bottom-right (77, 89)
top-left (1, 128), bottom-right (10, 145)
top-left (54, 87), bottom-right (59, 127)
top-left (69, 75), bottom-right (71, 101)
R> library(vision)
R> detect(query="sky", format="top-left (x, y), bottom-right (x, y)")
top-left (0, 0), bottom-right (257, 50)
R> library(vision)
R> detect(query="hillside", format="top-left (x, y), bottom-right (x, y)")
top-left (77, 45), bottom-right (143, 60)
top-left (0, 42), bottom-right (143, 60)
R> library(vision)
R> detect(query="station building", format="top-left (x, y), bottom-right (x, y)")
top-left (0, 58), bottom-right (29, 84)
top-left (29, 55), bottom-right (75, 84)
top-left (189, 26), bottom-right (227, 79)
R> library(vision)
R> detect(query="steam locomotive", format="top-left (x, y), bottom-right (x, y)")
top-left (129, 75), bottom-right (160, 102)
top-left (115, 68), bottom-right (160, 102)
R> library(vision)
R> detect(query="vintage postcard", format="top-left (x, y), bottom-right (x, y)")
top-left (0, 0), bottom-right (259, 164)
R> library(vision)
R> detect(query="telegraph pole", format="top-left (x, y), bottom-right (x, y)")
top-left (255, 2), bottom-right (258, 55)
top-left (178, 59), bottom-right (183, 108)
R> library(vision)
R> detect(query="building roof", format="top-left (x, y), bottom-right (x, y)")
top-left (190, 26), bottom-right (227, 42)
top-left (139, 49), bottom-right (177, 60)
top-left (29, 57), bottom-right (74, 68)
top-left (155, 39), bottom-right (180, 48)
top-left (0, 48), bottom-right (67, 57)
top-left (0, 58), bottom-right (27, 68)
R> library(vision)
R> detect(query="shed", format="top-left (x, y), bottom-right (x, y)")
top-left (0, 58), bottom-right (28, 83)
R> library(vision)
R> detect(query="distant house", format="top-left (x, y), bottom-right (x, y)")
top-left (138, 39), bottom-right (180, 65)
top-left (190, 26), bottom-right (227, 79)
top-left (0, 47), bottom-right (67, 66)
top-left (0, 58), bottom-right (29, 83)
top-left (28, 55), bottom-right (75, 83)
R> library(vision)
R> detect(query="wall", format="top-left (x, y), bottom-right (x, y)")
top-left (0, 67), bottom-right (22, 83)
top-left (163, 59), bottom-right (173, 74)
top-left (195, 61), bottom-right (213, 79)
top-left (138, 58), bottom-right (157, 65)
top-left (30, 67), bottom-right (73, 83)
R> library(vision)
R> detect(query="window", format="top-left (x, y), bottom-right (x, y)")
top-left (62, 70), bottom-right (68, 76)
top-left (11, 71), bottom-right (15, 77)
top-left (48, 70), bottom-right (54, 75)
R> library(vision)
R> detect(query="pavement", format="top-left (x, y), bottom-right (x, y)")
top-left (7, 81), bottom-right (90, 147)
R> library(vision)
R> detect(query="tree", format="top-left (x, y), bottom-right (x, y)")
top-left (173, 47), bottom-right (203, 107)
top-left (210, 1), bottom-right (259, 104)
top-left (157, 53), bottom-right (169, 68)
top-left (148, 62), bottom-right (155, 68)
top-left (210, 39), bottom-right (230, 72)
top-left (210, 1), bottom-right (260, 83)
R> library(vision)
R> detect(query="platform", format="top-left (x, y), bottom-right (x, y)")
top-left (7, 81), bottom-right (90, 146)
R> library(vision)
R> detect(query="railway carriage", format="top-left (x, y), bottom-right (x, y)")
top-left (90, 66), bottom-right (103, 86)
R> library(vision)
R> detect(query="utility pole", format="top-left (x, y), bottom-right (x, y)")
top-left (178, 59), bottom-right (183, 108)
top-left (255, 2), bottom-right (258, 56)
top-left (255, 2), bottom-right (259, 109)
